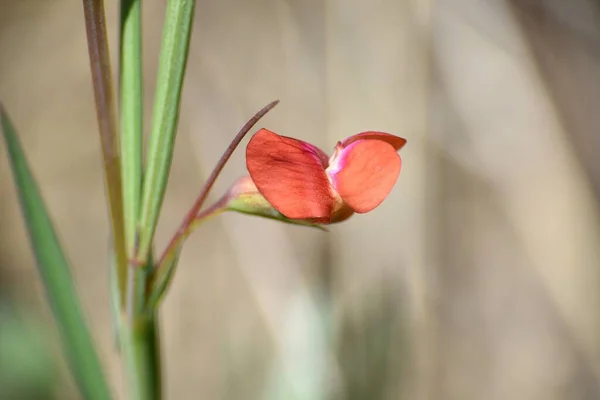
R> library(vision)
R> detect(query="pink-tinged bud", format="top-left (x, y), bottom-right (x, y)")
top-left (244, 129), bottom-right (406, 224)
top-left (225, 176), bottom-right (285, 219)
top-left (224, 176), bottom-right (330, 229)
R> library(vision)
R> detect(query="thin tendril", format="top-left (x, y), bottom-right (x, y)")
top-left (154, 100), bottom-right (279, 269)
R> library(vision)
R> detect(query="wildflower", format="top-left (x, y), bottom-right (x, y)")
top-left (227, 129), bottom-right (406, 224)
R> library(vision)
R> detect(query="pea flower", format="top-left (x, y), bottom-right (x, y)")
top-left (226, 128), bottom-right (406, 225)
top-left (153, 101), bottom-right (407, 309)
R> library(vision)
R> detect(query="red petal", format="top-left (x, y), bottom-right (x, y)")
top-left (341, 131), bottom-right (407, 151)
top-left (329, 140), bottom-right (401, 213)
top-left (246, 128), bottom-right (336, 221)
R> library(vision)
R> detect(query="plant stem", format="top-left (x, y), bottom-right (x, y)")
top-left (145, 100), bottom-right (280, 308)
top-left (157, 198), bottom-right (227, 268)
top-left (82, 0), bottom-right (128, 308)
top-left (119, 0), bottom-right (163, 396)
top-left (145, 199), bottom-right (227, 310)
top-left (121, 312), bottom-right (161, 400)
top-left (156, 100), bottom-right (279, 268)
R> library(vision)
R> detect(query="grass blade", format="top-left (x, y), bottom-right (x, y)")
top-left (1, 104), bottom-right (112, 400)
top-left (136, 0), bottom-right (197, 262)
top-left (82, 0), bottom-right (128, 309)
top-left (119, 0), bottom-right (144, 256)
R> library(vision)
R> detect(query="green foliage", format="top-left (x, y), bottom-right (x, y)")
top-left (137, 0), bottom-right (197, 263)
top-left (1, 105), bottom-right (112, 400)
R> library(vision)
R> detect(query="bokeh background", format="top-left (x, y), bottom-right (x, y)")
top-left (2, 0), bottom-right (600, 399)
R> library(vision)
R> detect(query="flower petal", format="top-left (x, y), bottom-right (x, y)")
top-left (224, 176), bottom-right (328, 231)
top-left (341, 131), bottom-right (407, 151)
top-left (328, 139), bottom-right (401, 214)
top-left (246, 128), bottom-right (337, 221)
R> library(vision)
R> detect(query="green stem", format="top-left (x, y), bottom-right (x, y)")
top-left (145, 100), bottom-right (280, 310)
top-left (152, 100), bottom-right (280, 273)
top-left (146, 200), bottom-right (226, 310)
top-left (121, 312), bottom-right (161, 400)
top-left (118, 1), bottom-right (162, 397)
top-left (120, 247), bottom-right (161, 399)
top-left (157, 199), bottom-right (226, 268)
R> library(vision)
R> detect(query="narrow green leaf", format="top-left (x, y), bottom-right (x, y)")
top-left (1, 105), bottom-right (112, 400)
top-left (119, 0), bottom-right (144, 256)
top-left (137, 0), bottom-right (196, 262)
top-left (82, 0), bottom-right (128, 310)
top-left (119, 3), bottom-right (163, 397)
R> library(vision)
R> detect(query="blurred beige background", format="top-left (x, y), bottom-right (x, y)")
top-left (2, 0), bottom-right (600, 399)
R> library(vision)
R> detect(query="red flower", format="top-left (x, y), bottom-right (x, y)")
top-left (243, 129), bottom-right (406, 224)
